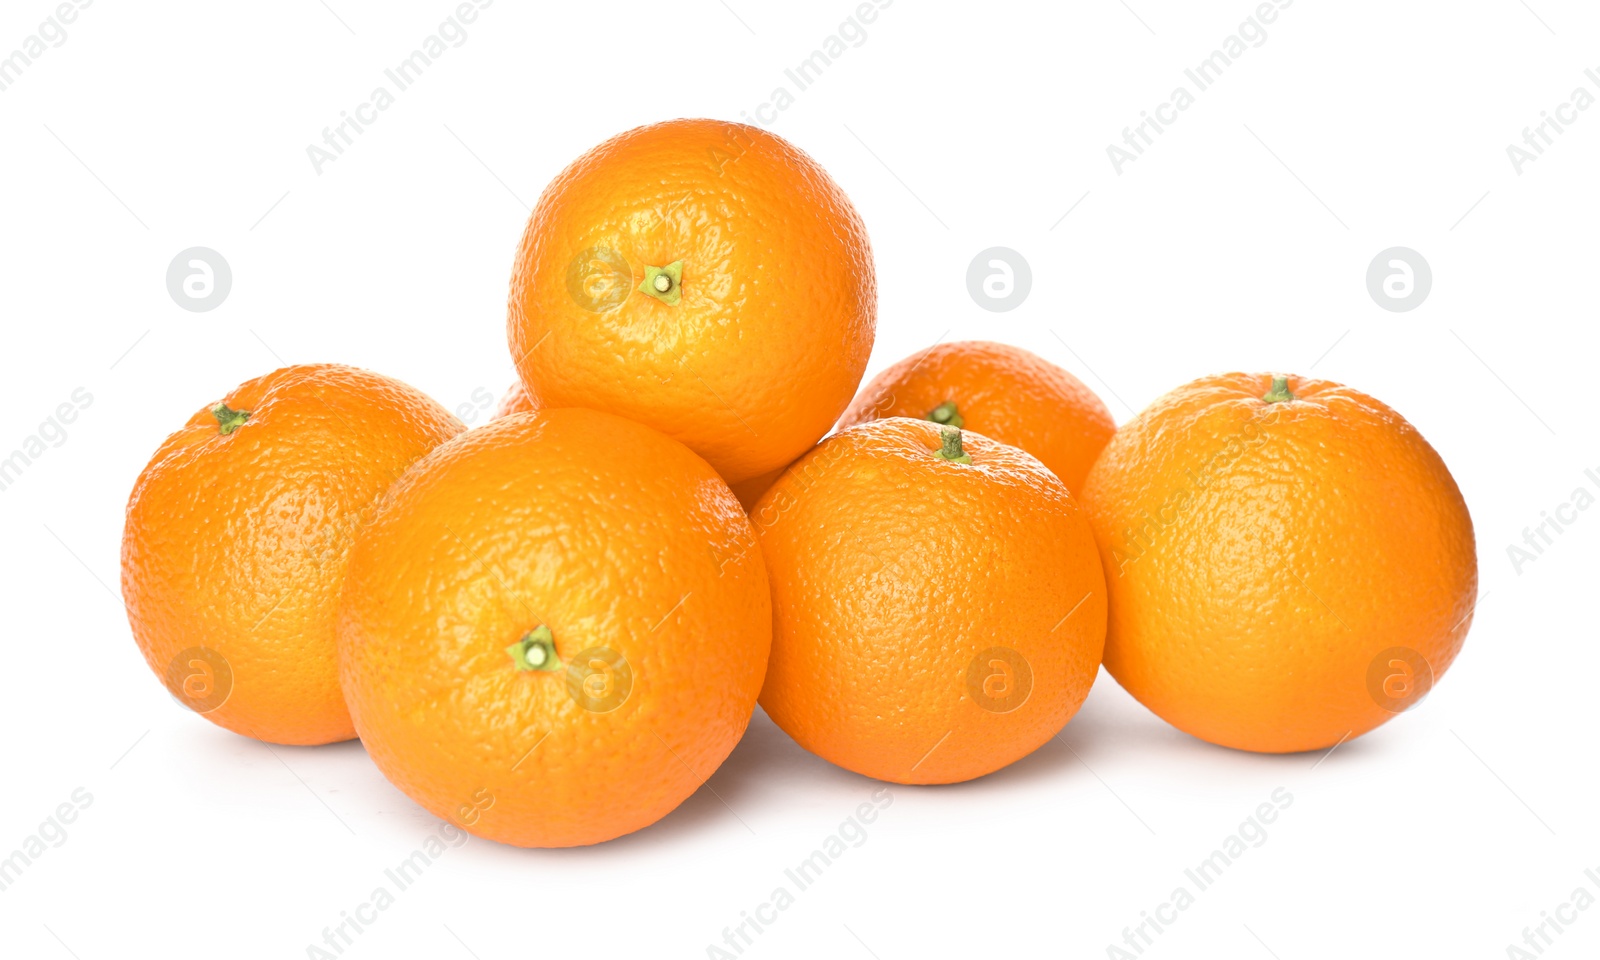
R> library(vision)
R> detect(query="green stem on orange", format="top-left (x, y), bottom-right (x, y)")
top-left (211, 403), bottom-right (251, 435)
top-left (638, 260), bottom-right (684, 305)
top-left (507, 625), bottom-right (560, 672)
top-left (927, 400), bottom-right (964, 429)
top-left (936, 426), bottom-right (972, 464)
top-left (1261, 375), bottom-right (1295, 404)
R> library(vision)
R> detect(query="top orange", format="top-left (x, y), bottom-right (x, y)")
top-left (839, 340), bottom-right (1115, 495)
top-left (507, 119), bottom-right (877, 484)
top-left (492, 379), bottom-right (535, 419)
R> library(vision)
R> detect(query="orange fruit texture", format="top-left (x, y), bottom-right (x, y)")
top-left (752, 418), bottom-right (1107, 784)
top-left (492, 380), bottom-right (535, 419)
top-left (493, 377), bottom-right (790, 512)
top-left (336, 408), bottom-right (771, 847)
top-left (839, 340), bottom-right (1116, 496)
top-left (727, 463), bottom-right (790, 512)
top-left (121, 364), bottom-right (464, 746)
top-left (1080, 373), bottom-right (1477, 753)
top-left (507, 118), bottom-right (876, 485)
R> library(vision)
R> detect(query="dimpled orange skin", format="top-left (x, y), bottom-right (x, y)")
top-left (337, 409), bottom-right (771, 848)
top-left (508, 119), bottom-right (877, 485)
top-left (1079, 373), bottom-right (1477, 754)
top-left (839, 341), bottom-right (1116, 496)
top-left (491, 380), bottom-right (536, 419)
top-left (728, 463), bottom-right (789, 512)
top-left (121, 364), bottom-right (464, 745)
top-left (752, 418), bottom-right (1107, 785)
top-left (496, 377), bottom-right (790, 512)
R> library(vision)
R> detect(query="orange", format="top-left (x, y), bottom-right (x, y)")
top-left (752, 418), bottom-right (1106, 784)
top-left (121, 364), bottom-right (463, 745)
top-left (492, 380), bottom-right (535, 419)
top-left (495, 375), bottom-right (790, 512)
top-left (839, 340), bottom-right (1115, 495)
top-left (507, 119), bottom-right (876, 484)
top-left (336, 408), bottom-right (770, 847)
top-left (727, 462), bottom-right (789, 512)
top-left (1080, 373), bottom-right (1477, 753)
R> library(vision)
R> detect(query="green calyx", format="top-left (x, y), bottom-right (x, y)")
top-left (211, 403), bottom-right (251, 435)
top-left (936, 426), bottom-right (972, 464)
top-left (1261, 375), bottom-right (1295, 404)
top-left (507, 625), bottom-right (560, 672)
top-left (927, 400), bottom-right (964, 429)
top-left (638, 260), bottom-right (684, 305)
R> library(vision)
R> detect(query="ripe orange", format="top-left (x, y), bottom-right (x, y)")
top-left (121, 364), bottom-right (463, 745)
top-left (496, 372), bottom-right (789, 512)
top-left (839, 340), bottom-right (1115, 495)
top-left (727, 462), bottom-right (790, 512)
top-left (507, 119), bottom-right (877, 484)
top-left (337, 408), bottom-right (770, 847)
top-left (492, 380), bottom-right (536, 419)
top-left (494, 374), bottom-right (790, 512)
top-left (1080, 373), bottom-right (1477, 753)
top-left (752, 418), bottom-right (1106, 784)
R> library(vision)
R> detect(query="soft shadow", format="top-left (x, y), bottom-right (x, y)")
top-left (932, 668), bottom-right (1393, 796)
top-left (332, 671), bottom-right (1414, 860)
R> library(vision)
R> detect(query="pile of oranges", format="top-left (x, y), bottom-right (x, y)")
top-left (121, 120), bottom-right (1478, 848)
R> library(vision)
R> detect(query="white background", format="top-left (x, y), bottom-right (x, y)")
top-left (2, 1), bottom-right (1597, 957)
